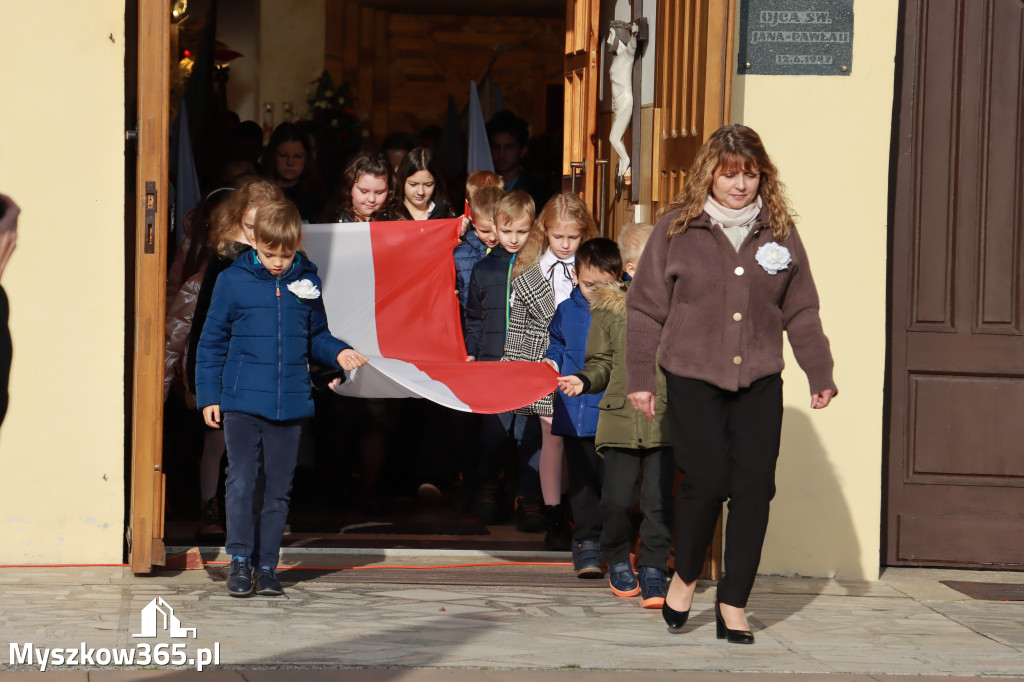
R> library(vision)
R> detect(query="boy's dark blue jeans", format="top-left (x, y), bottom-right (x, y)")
top-left (223, 412), bottom-right (302, 570)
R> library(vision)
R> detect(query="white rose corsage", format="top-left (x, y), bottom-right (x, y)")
top-left (754, 242), bottom-right (792, 275)
top-left (287, 279), bottom-right (321, 300)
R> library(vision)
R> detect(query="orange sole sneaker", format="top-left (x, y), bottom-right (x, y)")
top-left (609, 577), bottom-right (641, 598)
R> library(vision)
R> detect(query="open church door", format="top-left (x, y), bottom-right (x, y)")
top-left (563, 0), bottom-right (601, 214)
top-left (128, 0), bottom-right (171, 574)
top-left (652, 0), bottom-right (736, 210)
top-left (651, 0), bottom-right (738, 578)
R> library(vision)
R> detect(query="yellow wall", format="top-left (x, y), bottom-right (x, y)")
top-left (0, 2), bottom-right (126, 563)
top-left (731, 4), bottom-right (898, 579)
top-left (259, 0), bottom-right (326, 130)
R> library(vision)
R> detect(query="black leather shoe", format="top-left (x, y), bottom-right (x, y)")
top-left (662, 601), bottom-right (690, 631)
top-left (226, 557), bottom-right (253, 597)
top-left (254, 567), bottom-right (283, 596)
top-left (715, 602), bottom-right (754, 644)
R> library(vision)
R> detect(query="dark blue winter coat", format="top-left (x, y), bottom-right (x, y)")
top-left (454, 230), bottom-right (490, 332)
top-left (195, 249), bottom-right (349, 421)
top-left (464, 245), bottom-right (514, 361)
top-left (544, 287), bottom-right (603, 437)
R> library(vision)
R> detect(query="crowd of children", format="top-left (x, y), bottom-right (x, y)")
top-left (164, 125), bottom-right (676, 609)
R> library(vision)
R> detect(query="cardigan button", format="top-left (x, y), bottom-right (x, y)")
top-left (734, 266), bottom-right (744, 276)
top-left (733, 356), bottom-right (743, 365)
top-left (733, 312), bottom-right (742, 321)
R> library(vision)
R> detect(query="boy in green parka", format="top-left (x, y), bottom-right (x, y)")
top-left (557, 223), bottom-right (673, 609)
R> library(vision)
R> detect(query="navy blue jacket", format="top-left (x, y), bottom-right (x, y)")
top-left (544, 287), bottom-right (604, 437)
top-left (196, 249), bottom-right (349, 421)
top-left (454, 230), bottom-right (489, 317)
top-left (464, 245), bottom-right (514, 361)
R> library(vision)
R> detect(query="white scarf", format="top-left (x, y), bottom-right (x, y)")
top-left (704, 196), bottom-right (761, 252)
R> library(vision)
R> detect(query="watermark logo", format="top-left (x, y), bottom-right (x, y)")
top-left (10, 598), bottom-right (219, 671)
top-left (133, 597), bottom-right (197, 639)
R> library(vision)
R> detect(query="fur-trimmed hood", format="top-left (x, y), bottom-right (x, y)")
top-left (589, 281), bottom-right (628, 315)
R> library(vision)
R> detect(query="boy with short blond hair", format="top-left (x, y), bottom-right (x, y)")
top-left (455, 186), bottom-right (504, 318)
top-left (616, 222), bottom-right (654, 276)
top-left (463, 190), bottom-right (544, 527)
top-left (197, 199), bottom-right (367, 598)
top-left (466, 170), bottom-right (505, 197)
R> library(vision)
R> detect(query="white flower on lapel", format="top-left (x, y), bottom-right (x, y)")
top-left (755, 242), bottom-right (792, 275)
top-left (287, 279), bottom-right (321, 300)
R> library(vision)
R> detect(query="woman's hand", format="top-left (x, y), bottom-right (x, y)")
top-left (628, 391), bottom-right (656, 421)
top-left (541, 358), bottom-right (559, 372)
top-left (811, 388), bottom-right (835, 409)
top-left (557, 375), bottom-right (583, 397)
top-left (337, 348), bottom-right (369, 371)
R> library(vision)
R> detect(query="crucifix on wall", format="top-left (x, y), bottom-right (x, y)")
top-left (606, 15), bottom-right (647, 200)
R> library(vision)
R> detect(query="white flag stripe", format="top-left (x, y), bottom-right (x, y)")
top-left (343, 359), bottom-right (469, 410)
top-left (303, 222), bottom-right (381, 357)
top-left (302, 222), bottom-right (472, 410)
top-left (467, 81), bottom-right (495, 174)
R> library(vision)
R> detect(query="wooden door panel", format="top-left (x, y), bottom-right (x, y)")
top-left (562, 0), bottom-right (599, 209)
top-left (909, 375), bottom-right (1024, 482)
top-left (129, 0), bottom-right (170, 573)
top-left (897, 507), bottom-right (1024, 565)
top-left (653, 0), bottom-right (735, 207)
top-left (888, 0), bottom-right (1024, 568)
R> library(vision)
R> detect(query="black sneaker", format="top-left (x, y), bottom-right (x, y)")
top-left (226, 556), bottom-right (253, 597)
top-left (476, 483), bottom-right (501, 524)
top-left (197, 497), bottom-right (225, 540)
top-left (572, 539), bottom-right (603, 578)
top-left (608, 560), bottom-right (640, 597)
top-left (514, 495), bottom-right (545, 533)
top-left (543, 504), bottom-right (571, 550)
top-left (254, 566), bottom-right (283, 596)
top-left (637, 566), bottom-right (668, 609)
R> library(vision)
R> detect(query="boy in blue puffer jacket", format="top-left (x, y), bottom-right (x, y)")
top-left (454, 185), bottom-right (503, 329)
top-left (543, 238), bottom-right (622, 578)
top-left (450, 184), bottom-right (504, 513)
top-left (197, 200), bottom-right (367, 598)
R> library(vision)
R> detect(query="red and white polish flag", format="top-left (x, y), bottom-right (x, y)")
top-left (303, 218), bottom-right (558, 414)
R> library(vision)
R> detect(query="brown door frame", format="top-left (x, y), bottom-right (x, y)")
top-left (128, 0), bottom-right (170, 574)
top-left (652, 0), bottom-right (736, 210)
top-left (563, 0), bottom-right (601, 214)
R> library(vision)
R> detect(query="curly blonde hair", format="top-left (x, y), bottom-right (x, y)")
top-left (210, 176), bottom-right (283, 257)
top-left (662, 125), bottom-right (795, 241)
top-left (512, 193), bottom-right (598, 278)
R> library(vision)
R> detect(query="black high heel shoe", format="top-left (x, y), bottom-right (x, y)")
top-left (662, 601), bottom-right (689, 631)
top-left (715, 602), bottom-right (754, 644)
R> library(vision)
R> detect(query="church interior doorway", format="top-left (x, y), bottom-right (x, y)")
top-left (152, 0), bottom-right (571, 557)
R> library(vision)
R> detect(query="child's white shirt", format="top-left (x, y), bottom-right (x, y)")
top-left (539, 247), bottom-right (576, 306)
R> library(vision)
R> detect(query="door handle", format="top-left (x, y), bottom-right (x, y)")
top-left (144, 182), bottom-right (157, 254)
top-left (595, 159), bottom-right (609, 237)
top-left (570, 159), bottom-right (586, 196)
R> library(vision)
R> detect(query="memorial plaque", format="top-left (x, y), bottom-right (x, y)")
top-left (737, 0), bottom-right (853, 76)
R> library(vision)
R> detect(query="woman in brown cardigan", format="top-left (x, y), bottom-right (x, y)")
top-left (625, 125), bottom-right (837, 644)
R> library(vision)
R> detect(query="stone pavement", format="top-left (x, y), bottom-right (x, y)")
top-left (0, 550), bottom-right (1021, 679)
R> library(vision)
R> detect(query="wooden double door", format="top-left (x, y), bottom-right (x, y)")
top-left (129, 0), bottom-right (739, 573)
top-left (888, 0), bottom-right (1024, 568)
